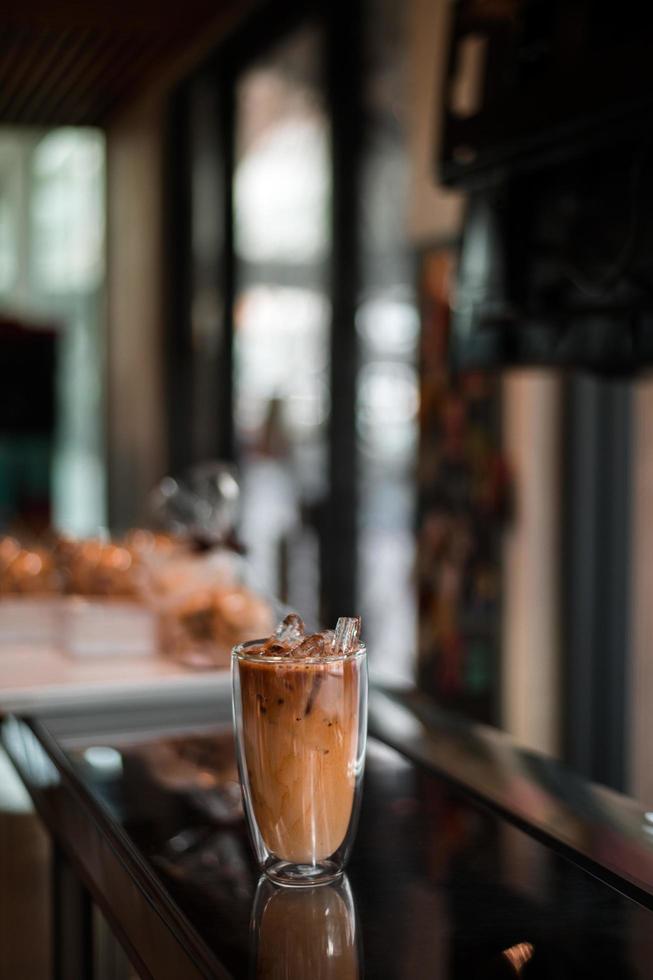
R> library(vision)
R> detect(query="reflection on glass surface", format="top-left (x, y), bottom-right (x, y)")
top-left (82, 745), bottom-right (123, 777)
top-left (8, 720), bottom-right (653, 979)
top-left (501, 942), bottom-right (534, 976)
top-left (249, 875), bottom-right (360, 980)
top-left (2, 717), bottom-right (60, 790)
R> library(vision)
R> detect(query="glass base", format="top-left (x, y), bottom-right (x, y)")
top-left (263, 859), bottom-right (343, 888)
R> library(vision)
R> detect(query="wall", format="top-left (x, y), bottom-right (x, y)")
top-left (105, 91), bottom-right (167, 529)
top-left (406, 0), bottom-right (463, 244)
top-left (104, 0), bottom-right (253, 528)
top-left (502, 373), bottom-right (562, 756)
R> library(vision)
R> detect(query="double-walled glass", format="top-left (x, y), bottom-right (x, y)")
top-left (232, 640), bottom-right (367, 886)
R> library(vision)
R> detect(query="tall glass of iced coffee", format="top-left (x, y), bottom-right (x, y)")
top-left (232, 615), bottom-right (367, 887)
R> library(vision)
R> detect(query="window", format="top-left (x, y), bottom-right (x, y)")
top-left (0, 127), bottom-right (106, 534)
top-left (233, 25), bottom-right (330, 622)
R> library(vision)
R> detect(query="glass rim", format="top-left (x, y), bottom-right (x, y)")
top-left (232, 637), bottom-right (367, 665)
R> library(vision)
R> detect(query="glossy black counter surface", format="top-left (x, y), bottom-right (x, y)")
top-left (369, 686), bottom-right (653, 909)
top-left (4, 702), bottom-right (653, 979)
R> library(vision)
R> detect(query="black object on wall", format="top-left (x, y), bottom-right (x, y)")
top-left (440, 0), bottom-right (653, 187)
top-left (438, 1), bottom-right (640, 787)
top-left (451, 150), bottom-right (653, 376)
top-left (0, 319), bottom-right (56, 435)
top-left (441, 1), bottom-right (653, 377)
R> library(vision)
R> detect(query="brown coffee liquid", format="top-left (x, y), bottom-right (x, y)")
top-left (239, 656), bottom-right (361, 864)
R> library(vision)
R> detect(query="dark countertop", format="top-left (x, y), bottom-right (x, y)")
top-left (4, 685), bottom-right (653, 979)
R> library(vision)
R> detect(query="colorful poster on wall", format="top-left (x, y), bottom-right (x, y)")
top-left (417, 249), bottom-right (510, 724)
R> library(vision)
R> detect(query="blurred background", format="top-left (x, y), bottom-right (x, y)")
top-left (1, 0), bottom-right (653, 803)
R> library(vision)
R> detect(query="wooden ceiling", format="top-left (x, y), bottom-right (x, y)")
top-left (0, 0), bottom-right (247, 126)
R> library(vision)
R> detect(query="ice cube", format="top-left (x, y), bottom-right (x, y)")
top-left (274, 613), bottom-right (305, 645)
top-left (242, 641), bottom-right (266, 657)
top-left (291, 633), bottom-right (325, 659)
top-left (261, 641), bottom-right (289, 658)
top-left (317, 629), bottom-right (336, 654)
top-left (334, 616), bottom-right (361, 654)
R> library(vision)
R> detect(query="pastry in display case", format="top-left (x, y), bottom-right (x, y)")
top-left (0, 536), bottom-right (61, 645)
top-left (142, 463), bottom-right (276, 668)
top-left (0, 463), bottom-right (277, 666)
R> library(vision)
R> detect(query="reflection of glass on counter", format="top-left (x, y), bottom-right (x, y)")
top-left (250, 875), bottom-right (360, 980)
